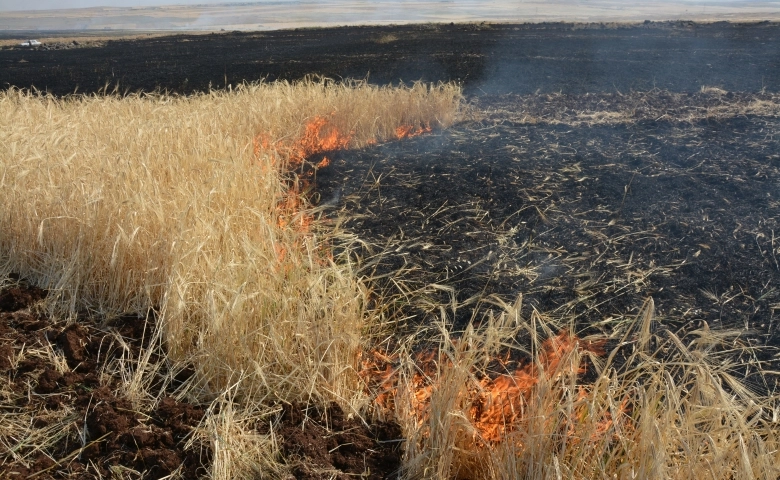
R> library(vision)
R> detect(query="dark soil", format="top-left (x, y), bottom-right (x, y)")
top-left (274, 402), bottom-right (402, 480)
top-left (0, 281), bottom-right (403, 479)
top-left (0, 283), bottom-right (209, 479)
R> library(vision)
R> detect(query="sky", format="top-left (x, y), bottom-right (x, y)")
top-left (0, 0), bottom-right (762, 11)
top-left (0, 0), bottom-right (268, 10)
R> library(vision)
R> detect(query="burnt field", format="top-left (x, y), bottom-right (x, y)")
top-left (2, 21), bottom-right (780, 478)
top-left (317, 90), bottom-right (780, 355)
top-left (1, 21), bottom-right (780, 95)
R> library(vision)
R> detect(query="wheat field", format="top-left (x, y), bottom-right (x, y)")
top-left (0, 80), bottom-right (461, 477)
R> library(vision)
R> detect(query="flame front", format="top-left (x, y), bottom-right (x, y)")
top-left (254, 115), bottom-right (435, 266)
top-left (255, 114), bottom-right (352, 170)
top-left (255, 115), bottom-right (437, 235)
top-left (287, 115), bottom-right (351, 167)
top-left (362, 331), bottom-right (612, 445)
top-left (254, 115), bottom-right (352, 233)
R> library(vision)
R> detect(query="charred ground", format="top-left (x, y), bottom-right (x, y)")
top-left (1, 21), bottom-right (780, 96)
top-left (1, 20), bottom-right (779, 479)
top-left (316, 91), bottom-right (780, 363)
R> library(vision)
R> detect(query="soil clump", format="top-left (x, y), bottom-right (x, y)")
top-left (273, 402), bottom-right (402, 479)
top-left (0, 282), bottom-right (209, 479)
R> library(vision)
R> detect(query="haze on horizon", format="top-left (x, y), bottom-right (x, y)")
top-left (0, 0), bottom-right (774, 11)
top-left (1, 0), bottom-right (778, 31)
top-left (1, 0), bottom-right (263, 11)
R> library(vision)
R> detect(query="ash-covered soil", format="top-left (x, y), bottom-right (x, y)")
top-left (316, 90), bottom-right (780, 388)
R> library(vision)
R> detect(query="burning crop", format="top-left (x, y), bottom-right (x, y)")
top-left (395, 122), bottom-right (432, 139)
top-left (254, 113), bottom-right (352, 169)
top-left (362, 330), bottom-right (607, 445)
top-left (364, 298), bottom-right (780, 480)
top-left (257, 113), bottom-right (437, 235)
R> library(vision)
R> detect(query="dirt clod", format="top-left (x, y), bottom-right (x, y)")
top-left (57, 324), bottom-right (89, 366)
top-left (276, 402), bottom-right (403, 480)
top-left (0, 285), bottom-right (46, 311)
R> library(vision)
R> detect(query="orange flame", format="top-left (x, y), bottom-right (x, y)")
top-left (255, 115), bottom-right (352, 170)
top-left (361, 331), bottom-right (612, 445)
top-left (253, 118), bottom-right (624, 448)
top-left (287, 116), bottom-right (351, 167)
top-left (253, 116), bottom-right (435, 263)
top-left (395, 123), bottom-right (432, 140)
top-left (470, 332), bottom-right (593, 442)
top-left (253, 116), bottom-right (349, 234)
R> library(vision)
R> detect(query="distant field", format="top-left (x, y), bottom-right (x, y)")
top-left (0, 31), bottom-right (193, 48)
top-left (1, 0), bottom-right (780, 33)
top-left (3, 22), bottom-right (780, 97)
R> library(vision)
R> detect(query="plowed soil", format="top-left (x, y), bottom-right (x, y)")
top-left (0, 282), bottom-right (210, 479)
top-left (275, 402), bottom-right (402, 480)
top-left (1, 20), bottom-right (779, 479)
top-left (0, 281), bottom-right (403, 479)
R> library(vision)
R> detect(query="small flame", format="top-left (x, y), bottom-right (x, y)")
top-left (253, 115), bottom-right (350, 234)
top-left (285, 115), bottom-right (352, 167)
top-left (253, 114), bottom-right (351, 169)
top-left (395, 123), bottom-right (432, 140)
top-left (253, 116), bottom-right (435, 261)
top-left (288, 116), bottom-right (351, 166)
